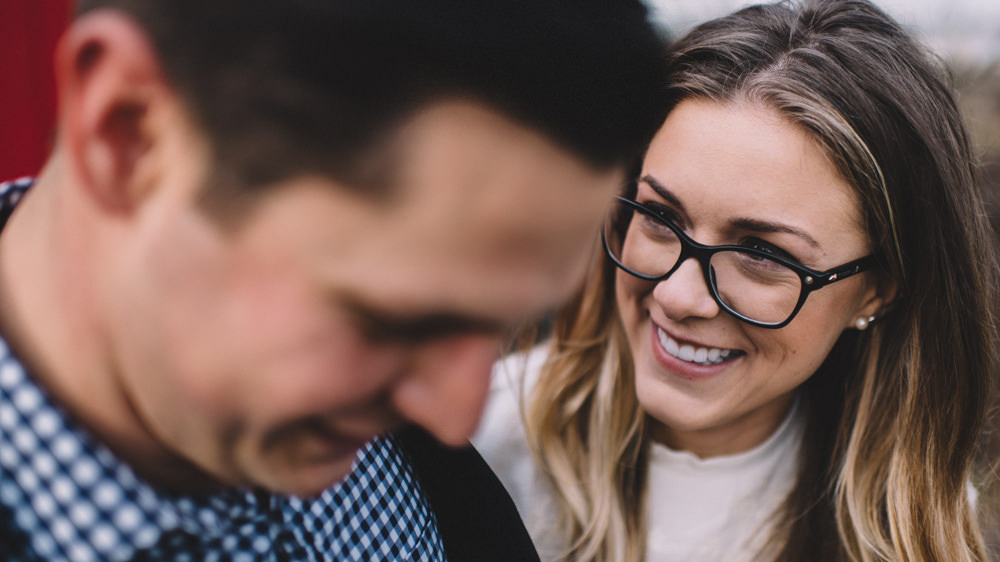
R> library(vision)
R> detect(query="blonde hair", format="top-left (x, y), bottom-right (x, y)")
top-left (526, 245), bottom-right (648, 561)
top-left (524, 1), bottom-right (997, 560)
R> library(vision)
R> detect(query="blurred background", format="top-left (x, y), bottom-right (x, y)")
top-left (0, 0), bottom-right (71, 180)
top-left (648, 0), bottom-right (1000, 557)
top-left (1, 0), bottom-right (998, 556)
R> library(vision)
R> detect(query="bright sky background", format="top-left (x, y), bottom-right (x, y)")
top-left (645, 0), bottom-right (1000, 65)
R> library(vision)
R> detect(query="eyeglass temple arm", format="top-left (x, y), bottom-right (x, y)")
top-left (805, 256), bottom-right (877, 289)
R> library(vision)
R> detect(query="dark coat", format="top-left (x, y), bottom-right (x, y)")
top-left (397, 426), bottom-right (541, 562)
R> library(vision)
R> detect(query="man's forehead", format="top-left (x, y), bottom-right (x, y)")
top-left (383, 104), bottom-right (622, 253)
top-left (387, 101), bottom-right (615, 190)
top-left (224, 101), bottom-right (621, 335)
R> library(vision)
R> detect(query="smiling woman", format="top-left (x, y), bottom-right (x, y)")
top-left (473, 1), bottom-right (998, 561)
top-left (616, 99), bottom-right (889, 462)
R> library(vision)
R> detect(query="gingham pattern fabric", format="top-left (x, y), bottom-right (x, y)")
top-left (0, 178), bottom-right (447, 561)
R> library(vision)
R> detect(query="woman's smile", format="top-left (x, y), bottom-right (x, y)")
top-left (649, 321), bottom-right (745, 380)
top-left (618, 98), bottom-right (881, 456)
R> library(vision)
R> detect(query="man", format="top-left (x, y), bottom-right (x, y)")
top-left (0, 1), bottom-right (666, 560)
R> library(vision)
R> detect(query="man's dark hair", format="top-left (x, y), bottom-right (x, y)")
top-left (76, 0), bottom-right (668, 193)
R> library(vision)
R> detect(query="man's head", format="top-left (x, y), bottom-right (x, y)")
top-left (75, 0), bottom-right (666, 197)
top-left (30, 0), bottom-right (666, 495)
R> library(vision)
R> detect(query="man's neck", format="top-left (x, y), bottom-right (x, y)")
top-left (0, 160), bottom-right (223, 495)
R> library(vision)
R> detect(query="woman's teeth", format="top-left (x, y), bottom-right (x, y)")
top-left (657, 327), bottom-right (735, 366)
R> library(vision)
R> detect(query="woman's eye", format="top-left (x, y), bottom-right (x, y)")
top-left (639, 201), bottom-right (682, 227)
top-left (743, 238), bottom-right (796, 263)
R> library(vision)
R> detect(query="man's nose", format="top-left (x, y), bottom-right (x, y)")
top-left (390, 334), bottom-right (501, 446)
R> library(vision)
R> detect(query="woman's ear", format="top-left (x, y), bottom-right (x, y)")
top-left (846, 274), bottom-right (898, 330)
top-left (55, 10), bottom-right (170, 215)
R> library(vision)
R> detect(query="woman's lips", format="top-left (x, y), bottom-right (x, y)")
top-left (650, 323), bottom-right (743, 378)
top-left (656, 326), bottom-right (738, 365)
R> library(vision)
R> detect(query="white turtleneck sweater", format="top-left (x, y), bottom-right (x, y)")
top-left (472, 346), bottom-right (805, 562)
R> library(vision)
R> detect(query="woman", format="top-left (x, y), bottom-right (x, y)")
top-left (474, 1), bottom-right (997, 561)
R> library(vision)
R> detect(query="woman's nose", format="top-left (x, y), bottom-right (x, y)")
top-left (651, 257), bottom-right (721, 323)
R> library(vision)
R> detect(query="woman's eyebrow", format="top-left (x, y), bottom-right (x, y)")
top-left (639, 175), bottom-right (687, 215)
top-left (730, 217), bottom-right (821, 249)
top-left (640, 174), bottom-right (821, 248)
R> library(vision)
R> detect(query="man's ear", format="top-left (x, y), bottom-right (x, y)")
top-left (55, 10), bottom-right (173, 214)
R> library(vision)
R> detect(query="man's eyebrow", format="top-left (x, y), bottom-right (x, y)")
top-left (340, 296), bottom-right (507, 343)
top-left (730, 217), bottom-right (821, 249)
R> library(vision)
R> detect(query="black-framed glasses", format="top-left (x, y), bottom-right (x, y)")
top-left (603, 196), bottom-right (876, 329)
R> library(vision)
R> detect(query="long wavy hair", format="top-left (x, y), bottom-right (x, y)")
top-left (523, 1), bottom-right (998, 560)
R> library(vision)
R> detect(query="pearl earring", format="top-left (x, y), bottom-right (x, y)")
top-left (855, 315), bottom-right (875, 330)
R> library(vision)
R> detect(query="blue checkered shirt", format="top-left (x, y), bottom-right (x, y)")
top-left (0, 178), bottom-right (448, 561)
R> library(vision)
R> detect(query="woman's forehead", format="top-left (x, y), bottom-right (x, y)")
top-left (640, 100), bottom-right (867, 245)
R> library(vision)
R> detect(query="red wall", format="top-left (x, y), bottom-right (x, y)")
top-left (0, 1), bottom-right (73, 180)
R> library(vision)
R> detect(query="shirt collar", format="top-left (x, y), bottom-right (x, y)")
top-left (0, 177), bottom-right (33, 230)
top-left (0, 333), bottom-right (271, 559)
